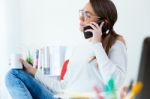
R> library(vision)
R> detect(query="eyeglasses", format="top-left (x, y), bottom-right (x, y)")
top-left (79, 9), bottom-right (100, 21)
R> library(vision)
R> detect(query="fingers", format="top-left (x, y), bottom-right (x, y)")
top-left (88, 24), bottom-right (96, 30)
top-left (19, 58), bottom-right (24, 63)
top-left (99, 22), bottom-right (104, 30)
top-left (19, 58), bottom-right (30, 68)
top-left (19, 58), bottom-right (26, 66)
top-left (120, 86), bottom-right (127, 99)
top-left (84, 22), bottom-right (103, 43)
top-left (88, 22), bottom-right (104, 31)
top-left (84, 29), bottom-right (93, 33)
top-left (90, 22), bottom-right (99, 28)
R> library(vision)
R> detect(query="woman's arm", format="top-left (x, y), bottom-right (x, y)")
top-left (92, 39), bottom-right (127, 89)
top-left (20, 59), bottom-right (66, 93)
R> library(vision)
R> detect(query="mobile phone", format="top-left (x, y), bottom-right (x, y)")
top-left (83, 18), bottom-right (107, 39)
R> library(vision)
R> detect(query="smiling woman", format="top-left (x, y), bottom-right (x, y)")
top-left (1, 0), bottom-right (150, 99)
top-left (4, 0), bottom-right (128, 99)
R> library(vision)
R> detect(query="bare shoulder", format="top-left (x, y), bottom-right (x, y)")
top-left (116, 35), bottom-right (126, 45)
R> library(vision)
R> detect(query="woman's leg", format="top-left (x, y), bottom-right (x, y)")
top-left (5, 69), bottom-right (54, 99)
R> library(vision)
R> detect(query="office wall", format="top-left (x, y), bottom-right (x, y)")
top-left (0, 1), bottom-right (8, 98)
top-left (0, 0), bottom-right (23, 98)
top-left (114, 0), bottom-right (150, 83)
top-left (0, 0), bottom-right (150, 98)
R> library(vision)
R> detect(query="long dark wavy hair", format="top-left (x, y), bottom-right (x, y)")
top-left (90, 0), bottom-right (119, 54)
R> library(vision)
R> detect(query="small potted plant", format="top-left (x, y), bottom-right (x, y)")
top-left (26, 51), bottom-right (33, 66)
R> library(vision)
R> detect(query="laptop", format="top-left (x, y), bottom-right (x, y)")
top-left (136, 37), bottom-right (150, 99)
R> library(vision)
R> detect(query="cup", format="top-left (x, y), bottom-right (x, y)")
top-left (10, 53), bottom-right (23, 69)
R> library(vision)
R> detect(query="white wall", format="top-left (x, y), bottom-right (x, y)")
top-left (0, 0), bottom-right (22, 98)
top-left (0, 1), bottom-right (8, 98)
top-left (19, 0), bottom-right (87, 49)
top-left (0, 0), bottom-right (150, 98)
top-left (114, 0), bottom-right (150, 83)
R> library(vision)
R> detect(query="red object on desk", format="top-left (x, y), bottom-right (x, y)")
top-left (60, 59), bottom-right (69, 80)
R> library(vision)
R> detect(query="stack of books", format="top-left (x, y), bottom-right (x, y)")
top-left (32, 46), bottom-right (66, 76)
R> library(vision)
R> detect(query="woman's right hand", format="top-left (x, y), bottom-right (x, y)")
top-left (20, 58), bottom-right (37, 76)
top-left (120, 86), bottom-right (127, 99)
top-left (85, 22), bottom-right (104, 44)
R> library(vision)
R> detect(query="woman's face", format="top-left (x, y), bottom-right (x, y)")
top-left (79, 2), bottom-right (99, 32)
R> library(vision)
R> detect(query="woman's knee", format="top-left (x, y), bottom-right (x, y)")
top-left (5, 69), bottom-right (34, 85)
top-left (6, 69), bottom-right (20, 77)
top-left (5, 69), bottom-right (21, 84)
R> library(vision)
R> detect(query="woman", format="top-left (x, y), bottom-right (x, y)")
top-left (5, 0), bottom-right (127, 98)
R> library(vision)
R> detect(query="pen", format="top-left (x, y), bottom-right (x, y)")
top-left (93, 85), bottom-right (103, 99)
top-left (125, 82), bottom-right (143, 99)
top-left (126, 80), bottom-right (134, 94)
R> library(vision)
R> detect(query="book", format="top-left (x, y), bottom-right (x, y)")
top-left (32, 46), bottom-right (66, 76)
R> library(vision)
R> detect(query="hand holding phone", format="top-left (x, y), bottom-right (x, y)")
top-left (83, 18), bottom-right (108, 39)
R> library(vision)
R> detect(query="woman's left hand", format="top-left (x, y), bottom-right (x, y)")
top-left (20, 58), bottom-right (37, 76)
top-left (85, 22), bottom-right (104, 43)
